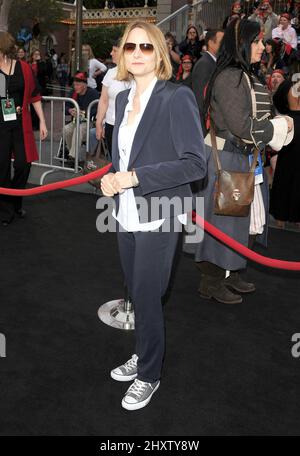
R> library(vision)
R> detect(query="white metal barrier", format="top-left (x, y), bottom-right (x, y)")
top-left (33, 96), bottom-right (81, 184)
top-left (86, 98), bottom-right (99, 154)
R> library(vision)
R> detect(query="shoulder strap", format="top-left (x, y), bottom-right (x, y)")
top-left (249, 147), bottom-right (259, 173)
top-left (210, 118), bottom-right (222, 172)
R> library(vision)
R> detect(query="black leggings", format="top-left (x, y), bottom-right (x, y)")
top-left (0, 125), bottom-right (31, 219)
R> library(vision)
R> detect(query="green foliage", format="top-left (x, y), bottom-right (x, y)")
top-left (8, 0), bottom-right (64, 36)
top-left (82, 25), bottom-right (126, 58)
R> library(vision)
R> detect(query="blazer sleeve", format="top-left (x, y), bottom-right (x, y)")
top-left (134, 85), bottom-right (207, 196)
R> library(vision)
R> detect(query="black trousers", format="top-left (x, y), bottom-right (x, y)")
top-left (104, 122), bottom-right (114, 157)
top-left (117, 223), bottom-right (180, 383)
top-left (0, 125), bottom-right (31, 219)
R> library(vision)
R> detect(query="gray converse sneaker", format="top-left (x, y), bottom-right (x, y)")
top-left (110, 354), bottom-right (138, 382)
top-left (122, 379), bottom-right (160, 411)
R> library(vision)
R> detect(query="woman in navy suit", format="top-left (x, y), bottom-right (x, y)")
top-left (101, 21), bottom-right (207, 411)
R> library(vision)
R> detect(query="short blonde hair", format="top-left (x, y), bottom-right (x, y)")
top-left (117, 21), bottom-right (172, 81)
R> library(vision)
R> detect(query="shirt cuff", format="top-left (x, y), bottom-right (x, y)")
top-left (268, 117), bottom-right (293, 151)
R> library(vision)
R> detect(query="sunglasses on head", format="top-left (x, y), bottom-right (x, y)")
top-left (123, 42), bottom-right (154, 54)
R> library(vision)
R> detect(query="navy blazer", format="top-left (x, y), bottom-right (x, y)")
top-left (110, 79), bottom-right (207, 222)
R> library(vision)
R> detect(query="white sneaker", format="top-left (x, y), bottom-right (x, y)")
top-left (122, 379), bottom-right (160, 411)
top-left (110, 354), bottom-right (138, 382)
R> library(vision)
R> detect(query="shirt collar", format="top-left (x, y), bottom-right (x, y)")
top-left (127, 76), bottom-right (158, 110)
top-left (206, 51), bottom-right (217, 62)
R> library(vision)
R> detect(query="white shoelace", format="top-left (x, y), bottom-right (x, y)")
top-left (123, 356), bottom-right (137, 373)
top-left (128, 379), bottom-right (149, 398)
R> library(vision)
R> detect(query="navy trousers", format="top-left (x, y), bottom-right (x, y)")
top-left (117, 223), bottom-right (180, 383)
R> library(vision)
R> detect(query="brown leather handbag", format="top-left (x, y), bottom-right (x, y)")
top-left (210, 121), bottom-right (258, 217)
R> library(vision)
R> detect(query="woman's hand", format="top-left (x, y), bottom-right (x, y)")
top-left (40, 121), bottom-right (48, 140)
top-left (96, 122), bottom-right (105, 140)
top-left (101, 173), bottom-right (121, 197)
top-left (113, 172), bottom-right (135, 191)
top-left (101, 171), bottom-right (138, 196)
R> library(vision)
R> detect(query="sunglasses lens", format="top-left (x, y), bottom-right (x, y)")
top-left (140, 43), bottom-right (154, 54)
top-left (124, 43), bottom-right (136, 53)
top-left (123, 43), bottom-right (154, 54)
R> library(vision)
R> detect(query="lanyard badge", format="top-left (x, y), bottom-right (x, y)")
top-left (1, 98), bottom-right (17, 121)
top-left (1, 59), bottom-right (17, 121)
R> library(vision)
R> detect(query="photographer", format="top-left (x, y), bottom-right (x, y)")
top-left (64, 72), bottom-right (99, 163)
top-left (249, 1), bottom-right (279, 40)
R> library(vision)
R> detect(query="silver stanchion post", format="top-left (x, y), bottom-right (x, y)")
top-left (98, 286), bottom-right (135, 330)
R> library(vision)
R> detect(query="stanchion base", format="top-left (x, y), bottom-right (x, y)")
top-left (98, 299), bottom-right (135, 330)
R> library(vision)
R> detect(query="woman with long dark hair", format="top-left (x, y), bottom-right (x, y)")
top-left (193, 18), bottom-right (293, 304)
top-left (178, 25), bottom-right (204, 62)
top-left (260, 39), bottom-right (285, 76)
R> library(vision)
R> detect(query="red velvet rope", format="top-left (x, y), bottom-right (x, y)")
top-left (0, 164), bottom-right (299, 271)
top-left (0, 164), bottom-right (112, 196)
top-left (193, 213), bottom-right (300, 271)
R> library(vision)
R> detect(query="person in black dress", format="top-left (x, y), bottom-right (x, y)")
top-left (270, 79), bottom-right (300, 228)
top-left (0, 32), bottom-right (47, 226)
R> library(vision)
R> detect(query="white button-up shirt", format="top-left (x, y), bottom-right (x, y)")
top-left (112, 76), bottom-right (186, 232)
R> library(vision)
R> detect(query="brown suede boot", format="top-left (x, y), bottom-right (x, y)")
top-left (198, 274), bottom-right (243, 304)
top-left (225, 272), bottom-right (255, 294)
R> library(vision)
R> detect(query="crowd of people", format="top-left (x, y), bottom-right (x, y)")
top-left (160, 0), bottom-right (300, 233)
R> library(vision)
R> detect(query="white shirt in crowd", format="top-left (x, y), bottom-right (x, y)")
top-left (272, 25), bottom-right (298, 49)
top-left (102, 66), bottom-right (131, 126)
top-left (112, 76), bottom-right (186, 232)
top-left (88, 58), bottom-right (107, 89)
top-left (206, 51), bottom-right (217, 62)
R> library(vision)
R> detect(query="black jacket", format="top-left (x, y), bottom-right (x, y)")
top-left (192, 52), bottom-right (217, 134)
top-left (110, 80), bottom-right (207, 222)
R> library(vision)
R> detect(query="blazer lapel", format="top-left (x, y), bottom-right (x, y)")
top-left (111, 89), bottom-right (130, 172)
top-left (127, 80), bottom-right (166, 170)
top-left (111, 80), bottom-right (166, 171)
